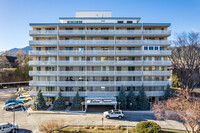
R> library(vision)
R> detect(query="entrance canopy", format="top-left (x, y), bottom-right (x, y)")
top-left (85, 96), bottom-right (117, 111)
top-left (85, 96), bottom-right (117, 105)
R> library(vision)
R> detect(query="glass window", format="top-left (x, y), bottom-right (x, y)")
top-left (66, 57), bottom-right (69, 61)
top-left (127, 21), bottom-right (133, 23)
top-left (149, 46), bottom-right (153, 50)
top-left (117, 21), bottom-right (123, 23)
top-left (155, 46), bottom-right (158, 50)
top-left (144, 46), bottom-right (148, 50)
top-left (36, 47), bottom-right (41, 51)
top-left (160, 47), bottom-right (164, 51)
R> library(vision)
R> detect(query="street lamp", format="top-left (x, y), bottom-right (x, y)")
top-left (118, 102), bottom-right (121, 110)
top-left (81, 102), bottom-right (84, 111)
top-left (11, 106), bottom-right (15, 133)
top-left (101, 117), bottom-right (104, 127)
top-left (77, 119), bottom-right (80, 132)
top-left (35, 102), bottom-right (38, 111)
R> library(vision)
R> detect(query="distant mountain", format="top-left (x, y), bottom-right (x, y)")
top-left (8, 46), bottom-right (32, 54)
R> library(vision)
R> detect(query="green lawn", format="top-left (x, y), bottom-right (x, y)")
top-left (62, 127), bottom-right (187, 133)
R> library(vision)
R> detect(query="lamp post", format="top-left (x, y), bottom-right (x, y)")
top-left (118, 102), bottom-right (121, 110)
top-left (130, 103), bottom-right (132, 110)
top-left (81, 102), bottom-right (84, 111)
top-left (35, 102), bottom-right (38, 111)
top-left (101, 117), bottom-right (104, 127)
top-left (11, 106), bottom-right (15, 133)
top-left (127, 122), bottom-right (129, 133)
top-left (77, 119), bottom-right (80, 132)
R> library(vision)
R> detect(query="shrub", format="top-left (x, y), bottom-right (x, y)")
top-left (39, 119), bottom-right (65, 133)
top-left (83, 126), bottom-right (90, 129)
top-left (114, 125), bottom-right (121, 130)
top-left (136, 121), bottom-right (161, 133)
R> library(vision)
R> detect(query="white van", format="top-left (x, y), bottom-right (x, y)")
top-left (0, 122), bottom-right (18, 133)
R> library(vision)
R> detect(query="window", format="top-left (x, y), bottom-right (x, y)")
top-left (127, 47), bottom-right (135, 50)
top-left (127, 21), bottom-right (133, 23)
top-left (79, 28), bottom-right (84, 30)
top-left (36, 28), bottom-right (41, 30)
top-left (155, 46), bottom-right (158, 50)
top-left (159, 37), bottom-right (164, 40)
top-left (45, 28), bottom-right (55, 30)
top-left (144, 46), bottom-right (148, 50)
top-left (103, 37), bottom-right (109, 40)
top-left (160, 47), bottom-right (164, 51)
top-left (127, 37), bottom-right (135, 40)
top-left (67, 21), bottom-right (82, 23)
top-left (101, 28), bottom-right (109, 30)
top-left (66, 47), bottom-right (73, 50)
top-left (45, 47), bottom-right (54, 50)
top-left (37, 67), bottom-right (41, 71)
top-left (36, 47), bottom-right (41, 51)
top-left (117, 21), bottom-right (123, 23)
top-left (127, 28), bottom-right (135, 30)
top-left (65, 28), bottom-right (73, 30)
top-left (66, 57), bottom-right (69, 61)
top-left (149, 46), bottom-right (154, 50)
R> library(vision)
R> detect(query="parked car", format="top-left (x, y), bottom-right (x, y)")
top-left (103, 110), bottom-right (124, 119)
top-left (0, 86), bottom-right (7, 89)
top-left (5, 99), bottom-right (23, 105)
top-left (20, 93), bottom-right (30, 97)
top-left (0, 122), bottom-right (18, 133)
top-left (16, 96), bottom-right (32, 102)
top-left (2, 102), bottom-right (23, 111)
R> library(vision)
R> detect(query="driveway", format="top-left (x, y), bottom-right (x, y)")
top-left (0, 88), bottom-right (186, 132)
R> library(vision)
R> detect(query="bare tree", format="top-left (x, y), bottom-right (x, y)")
top-left (0, 51), bottom-right (11, 68)
top-left (39, 119), bottom-right (65, 133)
top-left (153, 89), bottom-right (200, 133)
top-left (15, 50), bottom-right (25, 67)
top-left (171, 32), bottom-right (200, 90)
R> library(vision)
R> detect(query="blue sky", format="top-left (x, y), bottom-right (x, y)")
top-left (0, 0), bottom-right (200, 51)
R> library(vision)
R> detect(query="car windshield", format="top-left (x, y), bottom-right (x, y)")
top-left (108, 110), bottom-right (112, 113)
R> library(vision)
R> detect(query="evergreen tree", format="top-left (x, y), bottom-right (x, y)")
top-left (127, 86), bottom-right (137, 110)
top-left (163, 84), bottom-right (172, 100)
top-left (137, 85), bottom-right (149, 110)
top-left (52, 92), bottom-right (66, 110)
top-left (118, 86), bottom-right (127, 110)
top-left (71, 91), bottom-right (82, 110)
top-left (33, 89), bottom-right (46, 110)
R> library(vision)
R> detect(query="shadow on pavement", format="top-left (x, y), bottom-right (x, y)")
top-left (18, 129), bottom-right (32, 133)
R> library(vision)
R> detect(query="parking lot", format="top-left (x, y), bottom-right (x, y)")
top-left (0, 88), bottom-right (185, 133)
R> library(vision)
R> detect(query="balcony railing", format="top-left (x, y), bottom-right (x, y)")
top-left (30, 30), bottom-right (171, 36)
top-left (29, 60), bottom-right (171, 66)
top-left (29, 70), bottom-right (171, 76)
top-left (29, 81), bottom-right (171, 87)
top-left (29, 90), bottom-right (165, 97)
top-left (29, 40), bottom-right (170, 46)
top-left (29, 50), bottom-right (171, 56)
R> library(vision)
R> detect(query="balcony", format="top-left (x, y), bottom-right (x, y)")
top-left (29, 40), bottom-right (170, 46)
top-left (30, 30), bottom-right (171, 36)
top-left (29, 50), bottom-right (171, 56)
top-left (29, 60), bottom-right (171, 66)
top-left (29, 70), bottom-right (171, 77)
top-left (29, 90), bottom-right (165, 97)
top-left (29, 81), bottom-right (171, 87)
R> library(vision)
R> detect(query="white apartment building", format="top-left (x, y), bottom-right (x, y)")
top-left (29, 11), bottom-right (171, 109)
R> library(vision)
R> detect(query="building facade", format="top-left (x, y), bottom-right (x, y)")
top-left (29, 11), bottom-right (171, 109)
